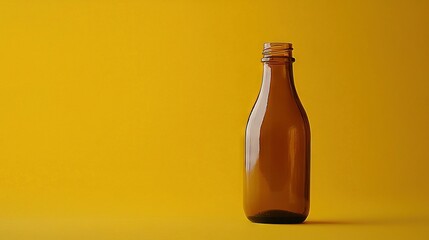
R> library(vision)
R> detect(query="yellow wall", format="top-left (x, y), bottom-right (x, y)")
top-left (1, 0), bottom-right (429, 237)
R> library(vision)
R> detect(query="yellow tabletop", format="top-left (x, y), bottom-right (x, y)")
top-left (1, 1), bottom-right (429, 239)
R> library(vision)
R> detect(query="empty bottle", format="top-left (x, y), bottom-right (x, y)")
top-left (244, 43), bottom-right (310, 224)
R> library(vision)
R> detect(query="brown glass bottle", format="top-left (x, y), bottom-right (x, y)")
top-left (244, 43), bottom-right (310, 224)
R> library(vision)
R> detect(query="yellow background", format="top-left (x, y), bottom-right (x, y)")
top-left (1, 0), bottom-right (429, 239)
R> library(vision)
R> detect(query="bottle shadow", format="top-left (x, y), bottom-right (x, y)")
top-left (304, 220), bottom-right (361, 225)
top-left (304, 215), bottom-right (429, 225)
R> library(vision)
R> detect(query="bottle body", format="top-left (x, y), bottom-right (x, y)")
top-left (244, 43), bottom-right (310, 224)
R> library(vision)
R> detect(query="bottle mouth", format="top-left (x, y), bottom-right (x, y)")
top-left (262, 42), bottom-right (295, 62)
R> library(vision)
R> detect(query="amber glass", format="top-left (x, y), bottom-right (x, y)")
top-left (244, 43), bottom-right (310, 224)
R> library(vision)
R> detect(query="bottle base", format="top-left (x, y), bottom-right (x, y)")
top-left (247, 210), bottom-right (307, 224)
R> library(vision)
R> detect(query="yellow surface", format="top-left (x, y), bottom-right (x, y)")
top-left (1, 0), bottom-right (429, 239)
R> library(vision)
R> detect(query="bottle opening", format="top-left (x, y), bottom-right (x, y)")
top-left (262, 42), bottom-right (295, 62)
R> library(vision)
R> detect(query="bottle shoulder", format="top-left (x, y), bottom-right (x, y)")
top-left (249, 98), bottom-right (305, 117)
top-left (248, 107), bottom-right (306, 128)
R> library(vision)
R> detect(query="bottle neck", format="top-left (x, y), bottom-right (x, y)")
top-left (258, 42), bottom-right (298, 106)
top-left (261, 61), bottom-right (297, 102)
